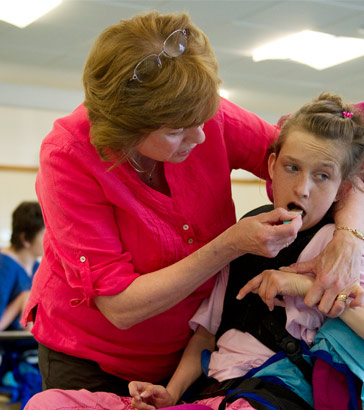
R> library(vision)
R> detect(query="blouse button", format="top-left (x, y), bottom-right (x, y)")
top-left (183, 224), bottom-right (189, 231)
top-left (80, 256), bottom-right (86, 262)
top-left (187, 238), bottom-right (194, 244)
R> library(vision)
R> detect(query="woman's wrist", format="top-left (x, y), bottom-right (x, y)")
top-left (335, 226), bottom-right (364, 242)
top-left (216, 223), bottom-right (246, 260)
top-left (333, 227), bottom-right (364, 250)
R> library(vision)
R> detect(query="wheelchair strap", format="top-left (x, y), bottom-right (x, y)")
top-left (262, 314), bottom-right (312, 384)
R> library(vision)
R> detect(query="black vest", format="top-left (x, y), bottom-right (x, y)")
top-left (216, 204), bottom-right (333, 352)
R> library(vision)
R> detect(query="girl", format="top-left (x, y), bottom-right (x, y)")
top-left (128, 93), bottom-right (364, 410)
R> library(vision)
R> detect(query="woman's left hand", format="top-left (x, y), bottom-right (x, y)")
top-left (287, 230), bottom-right (364, 317)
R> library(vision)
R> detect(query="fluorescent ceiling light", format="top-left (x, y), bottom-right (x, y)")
top-left (252, 30), bottom-right (364, 70)
top-left (0, 0), bottom-right (62, 28)
top-left (219, 89), bottom-right (230, 99)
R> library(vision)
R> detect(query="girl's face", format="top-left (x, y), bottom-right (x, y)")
top-left (136, 125), bottom-right (205, 163)
top-left (269, 129), bottom-right (344, 231)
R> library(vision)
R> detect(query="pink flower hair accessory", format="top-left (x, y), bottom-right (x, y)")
top-left (343, 111), bottom-right (354, 118)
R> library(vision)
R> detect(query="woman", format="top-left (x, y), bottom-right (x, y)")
top-left (0, 201), bottom-right (44, 331)
top-left (22, 11), bottom-right (364, 395)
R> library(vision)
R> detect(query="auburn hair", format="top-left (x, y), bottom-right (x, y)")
top-left (83, 11), bottom-right (221, 162)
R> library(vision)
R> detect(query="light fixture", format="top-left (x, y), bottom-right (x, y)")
top-left (252, 30), bottom-right (364, 70)
top-left (0, 0), bottom-right (62, 28)
top-left (219, 89), bottom-right (230, 99)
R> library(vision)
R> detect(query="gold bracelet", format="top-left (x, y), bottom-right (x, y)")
top-left (335, 226), bottom-right (364, 241)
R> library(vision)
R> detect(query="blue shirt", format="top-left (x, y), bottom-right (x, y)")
top-left (0, 253), bottom-right (39, 330)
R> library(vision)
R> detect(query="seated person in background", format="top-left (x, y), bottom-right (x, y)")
top-left (0, 202), bottom-right (44, 406)
top-left (0, 201), bottom-right (44, 331)
top-left (23, 94), bottom-right (364, 410)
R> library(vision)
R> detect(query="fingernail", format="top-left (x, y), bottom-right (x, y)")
top-left (283, 220), bottom-right (291, 224)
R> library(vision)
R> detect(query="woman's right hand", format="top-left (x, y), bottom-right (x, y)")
top-left (129, 381), bottom-right (175, 410)
top-left (230, 208), bottom-right (302, 258)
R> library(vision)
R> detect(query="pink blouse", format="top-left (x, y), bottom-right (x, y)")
top-left (23, 98), bottom-right (277, 382)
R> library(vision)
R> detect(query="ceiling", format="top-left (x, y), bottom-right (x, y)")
top-left (1, 0), bottom-right (364, 121)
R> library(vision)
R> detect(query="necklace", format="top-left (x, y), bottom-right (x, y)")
top-left (128, 156), bottom-right (158, 181)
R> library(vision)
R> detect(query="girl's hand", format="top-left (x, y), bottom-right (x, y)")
top-left (237, 269), bottom-right (314, 311)
top-left (129, 381), bottom-right (175, 410)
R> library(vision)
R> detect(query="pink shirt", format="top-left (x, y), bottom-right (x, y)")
top-left (23, 97), bottom-right (277, 382)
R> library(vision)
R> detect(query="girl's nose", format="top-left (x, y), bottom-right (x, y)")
top-left (294, 175), bottom-right (311, 198)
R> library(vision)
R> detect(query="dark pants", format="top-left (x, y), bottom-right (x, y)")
top-left (38, 343), bottom-right (131, 396)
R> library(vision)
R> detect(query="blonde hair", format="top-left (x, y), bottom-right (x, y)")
top-left (273, 93), bottom-right (364, 184)
top-left (83, 11), bottom-right (221, 161)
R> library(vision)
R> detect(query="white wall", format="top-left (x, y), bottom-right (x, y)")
top-left (232, 181), bottom-right (270, 220)
top-left (0, 105), bottom-right (67, 167)
top-left (0, 170), bottom-right (38, 246)
top-left (0, 105), bottom-right (67, 247)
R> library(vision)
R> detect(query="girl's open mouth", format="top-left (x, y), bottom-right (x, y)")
top-left (287, 202), bottom-right (306, 217)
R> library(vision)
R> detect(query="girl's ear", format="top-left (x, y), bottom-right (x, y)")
top-left (268, 153), bottom-right (276, 181)
top-left (335, 181), bottom-right (352, 202)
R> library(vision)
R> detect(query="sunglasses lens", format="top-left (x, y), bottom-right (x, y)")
top-left (134, 55), bottom-right (162, 82)
top-left (164, 30), bottom-right (187, 57)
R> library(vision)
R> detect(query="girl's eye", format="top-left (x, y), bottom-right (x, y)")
top-left (317, 173), bottom-right (329, 181)
top-left (285, 164), bottom-right (298, 172)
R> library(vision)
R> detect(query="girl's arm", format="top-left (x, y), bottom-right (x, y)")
top-left (340, 305), bottom-right (364, 339)
top-left (237, 270), bottom-right (364, 339)
top-left (236, 269), bottom-right (314, 311)
top-left (166, 325), bottom-right (215, 404)
top-left (129, 325), bottom-right (215, 410)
